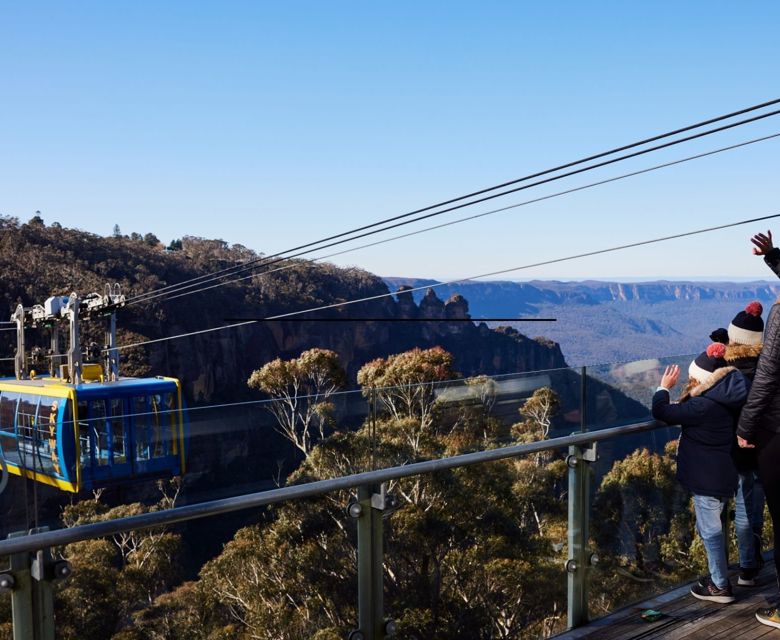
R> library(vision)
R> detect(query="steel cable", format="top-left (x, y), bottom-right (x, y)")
top-left (110, 213), bottom-right (780, 352)
top-left (156, 131), bottom-right (780, 304)
top-left (127, 100), bottom-right (780, 305)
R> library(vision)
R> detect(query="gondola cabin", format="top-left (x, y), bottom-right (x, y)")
top-left (0, 375), bottom-right (185, 492)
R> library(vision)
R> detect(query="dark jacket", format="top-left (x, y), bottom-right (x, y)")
top-left (725, 342), bottom-right (762, 380)
top-left (737, 301), bottom-right (780, 441)
top-left (765, 246), bottom-right (780, 278)
top-left (653, 367), bottom-right (749, 498)
top-left (725, 342), bottom-right (762, 471)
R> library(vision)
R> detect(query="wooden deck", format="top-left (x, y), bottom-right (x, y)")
top-left (556, 563), bottom-right (780, 639)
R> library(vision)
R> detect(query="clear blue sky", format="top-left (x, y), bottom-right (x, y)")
top-left (2, 1), bottom-right (779, 281)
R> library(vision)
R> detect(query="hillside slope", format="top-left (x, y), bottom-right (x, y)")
top-left (0, 216), bottom-right (567, 401)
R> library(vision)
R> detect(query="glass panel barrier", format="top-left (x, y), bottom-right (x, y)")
top-left (584, 354), bottom-right (696, 429)
top-left (588, 427), bottom-right (700, 619)
top-left (585, 353), bottom-right (719, 621)
top-left (0, 357), bottom-right (715, 638)
top-left (383, 454), bottom-right (571, 639)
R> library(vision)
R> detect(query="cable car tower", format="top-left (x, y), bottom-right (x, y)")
top-left (11, 284), bottom-right (125, 384)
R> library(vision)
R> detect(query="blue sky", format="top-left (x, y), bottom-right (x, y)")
top-left (1, 2), bottom-right (779, 281)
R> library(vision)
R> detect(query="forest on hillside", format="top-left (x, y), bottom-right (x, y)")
top-left (0, 215), bottom-right (566, 390)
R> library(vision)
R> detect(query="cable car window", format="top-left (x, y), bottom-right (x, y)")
top-left (0, 392), bottom-right (20, 466)
top-left (17, 394), bottom-right (39, 472)
top-left (17, 395), bottom-right (37, 442)
top-left (164, 392), bottom-right (178, 454)
top-left (78, 401), bottom-right (91, 465)
top-left (90, 400), bottom-right (109, 466)
top-left (0, 392), bottom-right (17, 434)
top-left (38, 397), bottom-right (61, 476)
top-left (149, 394), bottom-right (168, 458)
top-left (134, 396), bottom-right (150, 461)
top-left (110, 398), bottom-right (126, 464)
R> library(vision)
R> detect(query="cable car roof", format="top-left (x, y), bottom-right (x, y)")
top-left (0, 376), bottom-right (179, 394)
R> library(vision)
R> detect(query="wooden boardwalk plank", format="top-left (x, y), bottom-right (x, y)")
top-left (554, 562), bottom-right (780, 639)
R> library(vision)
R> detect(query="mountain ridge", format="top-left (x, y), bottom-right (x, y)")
top-left (384, 277), bottom-right (780, 365)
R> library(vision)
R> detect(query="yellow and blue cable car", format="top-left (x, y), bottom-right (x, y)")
top-left (2, 289), bottom-right (188, 492)
top-left (0, 375), bottom-right (186, 492)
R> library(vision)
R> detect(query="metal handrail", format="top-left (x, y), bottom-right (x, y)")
top-left (0, 418), bottom-right (668, 556)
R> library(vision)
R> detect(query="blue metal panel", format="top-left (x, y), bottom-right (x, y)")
top-left (0, 377), bottom-right (185, 491)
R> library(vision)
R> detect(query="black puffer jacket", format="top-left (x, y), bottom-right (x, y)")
top-left (725, 343), bottom-right (762, 380)
top-left (653, 367), bottom-right (749, 498)
top-left (725, 342), bottom-right (762, 471)
top-left (737, 301), bottom-right (780, 440)
top-left (765, 246), bottom-right (780, 277)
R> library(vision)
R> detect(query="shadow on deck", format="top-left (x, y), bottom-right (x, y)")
top-left (556, 562), bottom-right (780, 639)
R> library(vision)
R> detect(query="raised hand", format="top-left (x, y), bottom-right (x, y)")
top-left (660, 364), bottom-right (680, 389)
top-left (751, 230), bottom-right (774, 255)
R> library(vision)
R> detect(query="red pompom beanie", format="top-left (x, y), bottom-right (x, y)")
top-left (689, 342), bottom-right (728, 382)
top-left (728, 301), bottom-right (764, 345)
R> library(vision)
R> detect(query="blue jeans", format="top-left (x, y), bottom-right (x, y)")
top-left (735, 471), bottom-right (765, 569)
top-left (693, 494), bottom-right (729, 588)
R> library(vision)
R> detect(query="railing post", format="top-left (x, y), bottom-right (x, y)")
top-left (2, 529), bottom-right (70, 640)
top-left (8, 539), bottom-right (34, 640)
top-left (580, 366), bottom-right (587, 432)
top-left (566, 443), bottom-right (597, 630)
top-left (349, 484), bottom-right (396, 640)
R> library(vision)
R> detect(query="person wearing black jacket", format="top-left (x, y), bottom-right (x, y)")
top-left (654, 344), bottom-right (749, 604)
top-left (723, 301), bottom-right (765, 585)
top-left (736, 230), bottom-right (780, 629)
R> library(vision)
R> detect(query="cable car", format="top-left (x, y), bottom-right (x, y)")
top-left (0, 374), bottom-right (185, 492)
top-left (0, 289), bottom-right (187, 492)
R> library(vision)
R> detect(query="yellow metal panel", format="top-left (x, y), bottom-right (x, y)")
top-left (3, 462), bottom-right (78, 493)
top-left (81, 363), bottom-right (105, 382)
top-left (0, 381), bottom-right (71, 399)
top-left (68, 388), bottom-right (81, 492)
top-left (160, 376), bottom-right (186, 475)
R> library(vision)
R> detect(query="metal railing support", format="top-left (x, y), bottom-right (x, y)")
top-left (2, 530), bottom-right (70, 640)
top-left (0, 420), bottom-right (665, 559)
top-left (349, 484), bottom-right (396, 640)
top-left (566, 443), bottom-right (597, 629)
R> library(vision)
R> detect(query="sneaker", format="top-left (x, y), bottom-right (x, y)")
top-left (690, 576), bottom-right (735, 604)
top-left (696, 575), bottom-right (710, 589)
top-left (755, 607), bottom-right (780, 629)
top-left (739, 567), bottom-right (759, 587)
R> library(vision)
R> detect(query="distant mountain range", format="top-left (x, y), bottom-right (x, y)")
top-left (384, 278), bottom-right (780, 366)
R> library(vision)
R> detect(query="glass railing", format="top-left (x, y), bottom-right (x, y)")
top-left (2, 353), bottom-right (748, 640)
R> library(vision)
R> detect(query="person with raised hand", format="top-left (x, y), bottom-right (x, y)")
top-left (737, 229), bottom-right (780, 629)
top-left (653, 344), bottom-right (749, 604)
top-left (722, 301), bottom-right (766, 587)
top-left (750, 229), bottom-right (780, 277)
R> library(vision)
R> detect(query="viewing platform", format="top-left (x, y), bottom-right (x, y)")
top-left (558, 562), bottom-right (780, 640)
